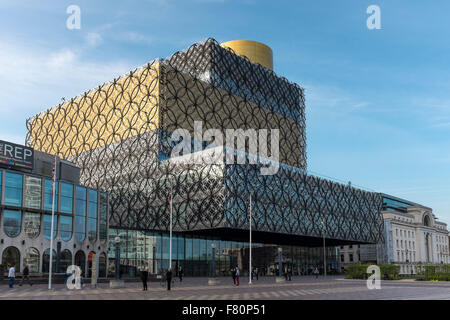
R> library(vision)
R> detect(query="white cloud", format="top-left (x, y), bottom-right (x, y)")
top-left (119, 31), bottom-right (154, 46)
top-left (303, 82), bottom-right (371, 112)
top-left (0, 40), bottom-right (134, 121)
top-left (85, 32), bottom-right (103, 47)
top-left (47, 49), bottom-right (77, 68)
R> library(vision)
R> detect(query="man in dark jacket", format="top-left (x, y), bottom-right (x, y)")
top-left (19, 265), bottom-right (32, 286)
top-left (231, 267), bottom-right (236, 285)
top-left (141, 267), bottom-right (148, 291)
top-left (166, 268), bottom-right (173, 290)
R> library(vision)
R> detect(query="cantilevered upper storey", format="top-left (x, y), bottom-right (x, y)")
top-left (26, 38), bottom-right (306, 170)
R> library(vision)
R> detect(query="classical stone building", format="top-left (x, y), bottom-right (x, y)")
top-left (338, 194), bottom-right (449, 274)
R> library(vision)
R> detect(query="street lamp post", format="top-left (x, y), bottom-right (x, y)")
top-left (110, 236), bottom-right (125, 288)
top-left (208, 243), bottom-right (219, 285)
top-left (275, 247), bottom-right (285, 283)
top-left (322, 220), bottom-right (327, 277)
top-left (278, 247), bottom-right (283, 277)
top-left (212, 243), bottom-right (216, 278)
top-left (114, 236), bottom-right (121, 280)
top-left (249, 192), bottom-right (252, 285)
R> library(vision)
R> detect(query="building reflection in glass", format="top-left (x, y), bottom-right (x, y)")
top-left (108, 229), bottom-right (338, 277)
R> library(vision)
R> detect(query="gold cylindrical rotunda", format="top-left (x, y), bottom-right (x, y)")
top-left (221, 40), bottom-right (273, 71)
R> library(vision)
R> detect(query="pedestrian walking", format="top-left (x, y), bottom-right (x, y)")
top-left (178, 266), bottom-right (183, 282)
top-left (284, 267), bottom-right (288, 281)
top-left (141, 267), bottom-right (148, 291)
top-left (288, 268), bottom-right (292, 281)
top-left (235, 266), bottom-right (240, 286)
top-left (231, 267), bottom-right (236, 285)
top-left (8, 265), bottom-right (15, 288)
top-left (19, 265), bottom-right (32, 286)
top-left (166, 268), bottom-right (173, 291)
top-left (313, 267), bottom-right (319, 279)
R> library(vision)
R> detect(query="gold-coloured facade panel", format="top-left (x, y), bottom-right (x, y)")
top-left (221, 40), bottom-right (273, 70)
top-left (27, 63), bottom-right (161, 158)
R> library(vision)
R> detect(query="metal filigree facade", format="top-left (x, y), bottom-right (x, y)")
top-left (26, 38), bottom-right (384, 245)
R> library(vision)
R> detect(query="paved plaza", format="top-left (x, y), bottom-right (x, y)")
top-left (0, 276), bottom-right (449, 300)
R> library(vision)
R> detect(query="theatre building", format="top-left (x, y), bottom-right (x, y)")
top-left (26, 39), bottom-right (385, 277)
top-left (0, 140), bottom-right (109, 277)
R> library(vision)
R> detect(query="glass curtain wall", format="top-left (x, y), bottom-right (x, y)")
top-left (107, 229), bottom-right (334, 277)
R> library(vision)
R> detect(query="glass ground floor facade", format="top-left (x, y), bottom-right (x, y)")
top-left (108, 228), bottom-right (340, 278)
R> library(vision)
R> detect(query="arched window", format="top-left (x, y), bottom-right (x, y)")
top-left (2, 246), bottom-right (21, 271)
top-left (74, 250), bottom-right (86, 276)
top-left (23, 247), bottom-right (40, 273)
top-left (99, 252), bottom-right (107, 278)
top-left (24, 212), bottom-right (41, 239)
top-left (424, 215), bottom-right (431, 227)
top-left (3, 210), bottom-right (22, 238)
top-left (59, 250), bottom-right (72, 274)
top-left (87, 251), bottom-right (96, 278)
top-left (42, 249), bottom-right (56, 273)
top-left (60, 216), bottom-right (73, 241)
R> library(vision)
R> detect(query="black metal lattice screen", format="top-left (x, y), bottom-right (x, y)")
top-left (26, 38), bottom-right (383, 244)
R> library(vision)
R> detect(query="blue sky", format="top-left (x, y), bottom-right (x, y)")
top-left (0, 0), bottom-right (449, 225)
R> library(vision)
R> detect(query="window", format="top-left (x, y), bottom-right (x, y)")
top-left (3, 209), bottom-right (22, 237)
top-left (42, 249), bottom-right (56, 273)
top-left (340, 255), bottom-right (344, 262)
top-left (24, 176), bottom-right (41, 209)
top-left (99, 192), bottom-right (108, 241)
top-left (44, 179), bottom-right (58, 211)
top-left (75, 186), bottom-right (86, 242)
top-left (60, 183), bottom-right (74, 214)
top-left (99, 253), bottom-right (107, 278)
top-left (4, 172), bottom-right (23, 206)
top-left (88, 189), bottom-right (98, 241)
top-left (349, 254), bottom-right (353, 262)
top-left (59, 250), bottom-right (72, 273)
top-left (2, 246), bottom-right (20, 271)
top-left (23, 247), bottom-right (40, 273)
top-left (60, 215), bottom-right (73, 241)
top-left (23, 212), bottom-right (40, 239)
top-left (43, 214), bottom-right (58, 240)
